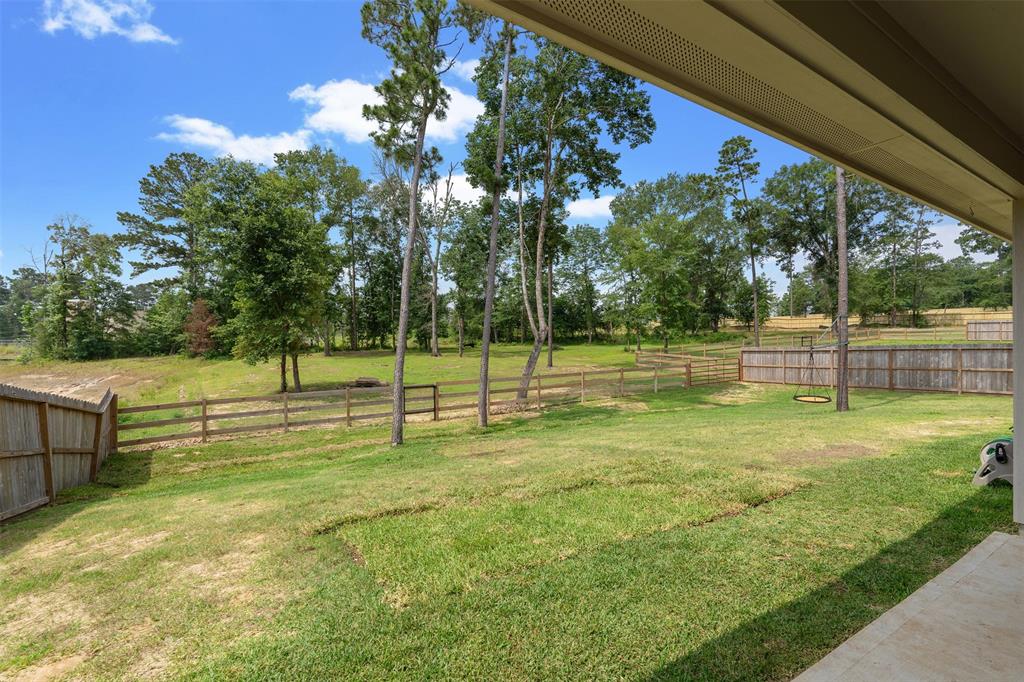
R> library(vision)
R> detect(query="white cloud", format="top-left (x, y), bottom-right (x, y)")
top-left (42, 0), bottom-right (177, 44)
top-left (567, 195), bottom-right (615, 220)
top-left (289, 79), bottom-right (483, 144)
top-left (156, 115), bottom-right (311, 164)
top-left (440, 173), bottom-right (484, 205)
top-left (450, 58), bottom-right (479, 81)
top-left (288, 80), bottom-right (379, 144)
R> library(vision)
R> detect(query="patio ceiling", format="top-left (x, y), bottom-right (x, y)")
top-left (466, 0), bottom-right (1024, 239)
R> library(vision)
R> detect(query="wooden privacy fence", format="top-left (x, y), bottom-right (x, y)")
top-left (118, 363), bottom-right (730, 449)
top-left (966, 320), bottom-right (1013, 341)
top-left (740, 345), bottom-right (1012, 396)
top-left (0, 384), bottom-right (117, 521)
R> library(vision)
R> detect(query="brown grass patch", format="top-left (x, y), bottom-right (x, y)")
top-left (775, 443), bottom-right (878, 465)
top-left (11, 653), bottom-right (88, 682)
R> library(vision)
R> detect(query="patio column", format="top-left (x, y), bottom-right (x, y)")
top-left (1013, 198), bottom-right (1023, 529)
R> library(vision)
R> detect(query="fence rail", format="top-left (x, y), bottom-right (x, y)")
top-left (740, 345), bottom-right (1012, 396)
top-left (116, 363), bottom-right (728, 450)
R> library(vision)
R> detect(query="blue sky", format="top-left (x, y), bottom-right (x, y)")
top-left (1, 0), bottom-right (967, 291)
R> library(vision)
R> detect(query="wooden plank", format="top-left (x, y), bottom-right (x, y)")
top-left (0, 495), bottom-right (50, 521)
top-left (438, 402), bottom-right (478, 412)
top-left (0, 449), bottom-right (45, 459)
top-left (37, 403), bottom-right (54, 506)
top-left (201, 399), bottom-right (208, 443)
top-left (119, 399), bottom-right (204, 414)
top-left (119, 432), bottom-right (197, 447)
top-left (89, 410), bottom-right (103, 481)
top-left (110, 394), bottom-right (118, 454)
top-left (204, 422), bottom-right (285, 437)
top-left (119, 415), bottom-right (201, 430)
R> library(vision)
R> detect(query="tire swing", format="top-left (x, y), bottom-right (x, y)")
top-left (793, 343), bottom-right (832, 404)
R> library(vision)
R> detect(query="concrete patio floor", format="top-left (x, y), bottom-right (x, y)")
top-left (796, 531), bottom-right (1023, 681)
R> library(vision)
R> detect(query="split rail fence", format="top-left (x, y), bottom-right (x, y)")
top-left (0, 384), bottom-right (117, 521)
top-left (739, 345), bottom-right (1012, 396)
top-left (116, 362), bottom-right (736, 450)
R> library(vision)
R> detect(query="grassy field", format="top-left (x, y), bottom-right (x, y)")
top-left (0, 344), bottom-right (643, 406)
top-left (0, 381), bottom-right (1013, 680)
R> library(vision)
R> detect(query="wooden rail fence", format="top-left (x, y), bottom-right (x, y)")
top-left (740, 345), bottom-right (1012, 396)
top-left (0, 384), bottom-right (116, 521)
top-left (117, 363), bottom-right (726, 450)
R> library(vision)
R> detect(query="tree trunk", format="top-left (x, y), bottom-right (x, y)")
top-left (458, 313), bottom-right (464, 358)
top-left (546, 257), bottom-right (554, 369)
top-left (891, 242), bottom-right (898, 326)
top-left (349, 226), bottom-right (358, 351)
top-left (279, 352), bottom-right (288, 393)
top-left (323, 320), bottom-right (332, 356)
top-left (478, 25), bottom-right (512, 427)
top-left (291, 352), bottom-right (302, 392)
top-left (737, 174), bottom-right (760, 347)
top-left (391, 115), bottom-right (429, 446)
top-left (429, 283), bottom-right (440, 357)
top-left (516, 334), bottom-right (544, 402)
top-left (836, 166), bottom-right (849, 412)
top-left (748, 245), bottom-right (760, 346)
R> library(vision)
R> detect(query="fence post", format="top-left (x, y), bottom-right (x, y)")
top-left (957, 347), bottom-right (963, 395)
top-left (580, 370), bottom-right (586, 402)
top-left (89, 410), bottom-right (103, 481)
top-left (685, 361), bottom-right (692, 388)
top-left (536, 376), bottom-right (542, 410)
top-left (201, 398), bottom-right (208, 443)
top-left (654, 366), bottom-right (659, 393)
top-left (110, 394), bottom-right (118, 454)
top-left (738, 351), bottom-right (745, 382)
top-left (38, 402), bottom-right (54, 505)
top-left (345, 387), bottom-right (352, 427)
top-left (433, 384), bottom-right (440, 421)
top-left (888, 349), bottom-right (895, 390)
top-left (283, 393), bottom-right (289, 432)
top-left (830, 349), bottom-right (835, 389)
top-left (618, 368), bottom-right (624, 396)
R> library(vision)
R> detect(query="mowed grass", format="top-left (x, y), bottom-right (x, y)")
top-left (0, 382), bottom-right (1014, 680)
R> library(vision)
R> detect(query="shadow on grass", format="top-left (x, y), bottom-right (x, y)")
top-left (0, 449), bottom-right (154, 558)
top-left (645, 486), bottom-right (1013, 682)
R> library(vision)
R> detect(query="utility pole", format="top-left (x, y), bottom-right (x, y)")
top-left (836, 166), bottom-right (849, 412)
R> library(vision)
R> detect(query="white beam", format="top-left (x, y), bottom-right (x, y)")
top-left (1013, 197), bottom-right (1024, 527)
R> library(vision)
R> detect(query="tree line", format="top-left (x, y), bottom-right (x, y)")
top-left (0, 1), bottom-right (1010, 442)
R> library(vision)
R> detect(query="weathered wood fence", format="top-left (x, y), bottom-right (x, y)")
top-left (966, 320), bottom-right (1013, 341)
top-left (0, 384), bottom-right (117, 521)
top-left (118, 363), bottom-right (732, 450)
top-left (634, 353), bottom-right (741, 384)
top-left (739, 345), bottom-right (1012, 396)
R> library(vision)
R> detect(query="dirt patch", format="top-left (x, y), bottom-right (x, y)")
top-left (179, 534), bottom-right (266, 606)
top-left (11, 653), bottom-right (88, 682)
top-left (775, 443), bottom-right (879, 465)
top-left (449, 437), bottom-right (537, 459)
top-left (0, 371), bottom-right (153, 402)
top-left (1, 591), bottom-right (91, 644)
top-left (710, 383), bottom-right (765, 405)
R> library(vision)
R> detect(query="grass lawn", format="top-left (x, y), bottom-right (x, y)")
top-left (0, 381), bottom-right (1014, 680)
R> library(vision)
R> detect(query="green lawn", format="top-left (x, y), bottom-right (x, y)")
top-left (0, 382), bottom-right (1013, 680)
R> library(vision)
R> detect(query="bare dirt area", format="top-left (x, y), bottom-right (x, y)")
top-left (0, 369), bottom-right (154, 402)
